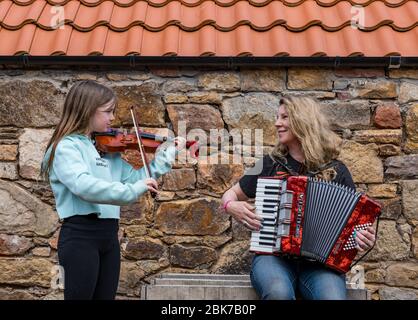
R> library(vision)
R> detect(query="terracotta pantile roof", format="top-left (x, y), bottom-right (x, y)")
top-left (0, 0), bottom-right (417, 56)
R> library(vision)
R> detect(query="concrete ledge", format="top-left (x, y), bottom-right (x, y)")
top-left (140, 273), bottom-right (370, 300)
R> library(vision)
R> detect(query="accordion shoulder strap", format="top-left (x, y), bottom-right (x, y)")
top-left (307, 160), bottom-right (340, 177)
top-left (268, 155), bottom-right (299, 176)
top-left (269, 155), bottom-right (340, 178)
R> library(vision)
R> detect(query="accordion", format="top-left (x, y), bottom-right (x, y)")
top-left (250, 176), bottom-right (382, 273)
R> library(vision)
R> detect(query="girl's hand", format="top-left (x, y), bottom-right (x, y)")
top-left (144, 178), bottom-right (159, 194)
top-left (226, 201), bottom-right (262, 231)
top-left (355, 226), bottom-right (376, 252)
top-left (173, 137), bottom-right (187, 152)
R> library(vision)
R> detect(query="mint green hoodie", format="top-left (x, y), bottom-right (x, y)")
top-left (43, 134), bottom-right (176, 220)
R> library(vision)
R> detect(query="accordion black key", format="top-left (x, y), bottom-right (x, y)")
top-left (250, 176), bottom-right (382, 273)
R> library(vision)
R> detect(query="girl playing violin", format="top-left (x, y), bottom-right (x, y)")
top-left (41, 80), bottom-right (183, 300)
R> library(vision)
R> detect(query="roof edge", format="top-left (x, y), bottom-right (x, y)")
top-left (1, 56), bottom-right (418, 69)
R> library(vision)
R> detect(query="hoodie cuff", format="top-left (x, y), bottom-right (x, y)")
top-left (133, 180), bottom-right (148, 196)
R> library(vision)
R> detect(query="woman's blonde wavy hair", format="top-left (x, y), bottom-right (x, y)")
top-left (270, 96), bottom-right (341, 176)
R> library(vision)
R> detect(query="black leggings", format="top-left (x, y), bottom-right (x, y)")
top-left (58, 214), bottom-right (120, 300)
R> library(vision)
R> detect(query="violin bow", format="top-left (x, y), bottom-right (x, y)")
top-left (130, 106), bottom-right (156, 198)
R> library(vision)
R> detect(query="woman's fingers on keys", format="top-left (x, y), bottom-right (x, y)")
top-left (243, 202), bottom-right (255, 211)
top-left (242, 212), bottom-right (261, 229)
top-left (245, 209), bottom-right (262, 225)
top-left (246, 218), bottom-right (261, 230)
top-left (246, 211), bottom-right (262, 221)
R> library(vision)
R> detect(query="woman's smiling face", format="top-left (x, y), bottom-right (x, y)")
top-left (275, 104), bottom-right (297, 146)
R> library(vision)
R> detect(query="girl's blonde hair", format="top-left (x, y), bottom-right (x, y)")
top-left (41, 80), bottom-right (117, 179)
top-left (270, 96), bottom-right (341, 173)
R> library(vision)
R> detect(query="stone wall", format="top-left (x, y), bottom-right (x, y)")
top-left (0, 66), bottom-right (417, 300)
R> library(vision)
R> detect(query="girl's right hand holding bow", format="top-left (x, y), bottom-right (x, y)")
top-left (144, 178), bottom-right (159, 195)
top-left (173, 137), bottom-right (187, 152)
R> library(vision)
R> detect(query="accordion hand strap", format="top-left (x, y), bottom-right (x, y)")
top-left (350, 216), bottom-right (381, 270)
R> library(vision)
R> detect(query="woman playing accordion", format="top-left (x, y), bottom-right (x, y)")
top-left (221, 96), bottom-right (377, 300)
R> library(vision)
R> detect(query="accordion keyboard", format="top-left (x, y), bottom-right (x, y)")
top-left (250, 178), bottom-right (293, 253)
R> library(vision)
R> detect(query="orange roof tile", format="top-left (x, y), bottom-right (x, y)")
top-left (0, 0), bottom-right (417, 57)
top-left (37, 1), bottom-right (79, 30)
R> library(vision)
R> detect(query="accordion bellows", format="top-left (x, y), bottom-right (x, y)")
top-left (250, 176), bottom-right (382, 273)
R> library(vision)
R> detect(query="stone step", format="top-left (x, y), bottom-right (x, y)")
top-left (153, 279), bottom-right (252, 286)
top-left (140, 273), bottom-right (370, 300)
top-left (152, 273), bottom-right (252, 287)
top-left (157, 273), bottom-right (250, 281)
top-left (141, 284), bottom-right (259, 300)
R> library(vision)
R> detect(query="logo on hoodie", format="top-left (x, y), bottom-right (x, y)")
top-left (95, 157), bottom-right (109, 168)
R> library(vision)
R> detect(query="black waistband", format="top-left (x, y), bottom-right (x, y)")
top-left (63, 214), bottom-right (117, 223)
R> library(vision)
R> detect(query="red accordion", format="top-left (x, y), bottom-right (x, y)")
top-left (250, 176), bottom-right (382, 273)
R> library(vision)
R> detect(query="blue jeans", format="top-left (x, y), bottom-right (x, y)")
top-left (250, 255), bottom-right (347, 300)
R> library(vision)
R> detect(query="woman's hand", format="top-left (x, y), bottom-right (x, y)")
top-left (355, 226), bottom-right (376, 252)
top-left (144, 178), bottom-right (159, 194)
top-left (226, 201), bottom-right (262, 231)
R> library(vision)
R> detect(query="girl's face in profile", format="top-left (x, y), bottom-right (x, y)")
top-left (275, 105), bottom-right (297, 146)
top-left (89, 100), bottom-right (115, 134)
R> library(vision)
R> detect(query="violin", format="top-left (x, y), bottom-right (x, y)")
top-left (92, 129), bottom-right (199, 158)
top-left (92, 106), bottom-right (199, 198)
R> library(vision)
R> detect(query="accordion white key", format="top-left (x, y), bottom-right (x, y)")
top-left (250, 176), bottom-right (381, 273)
